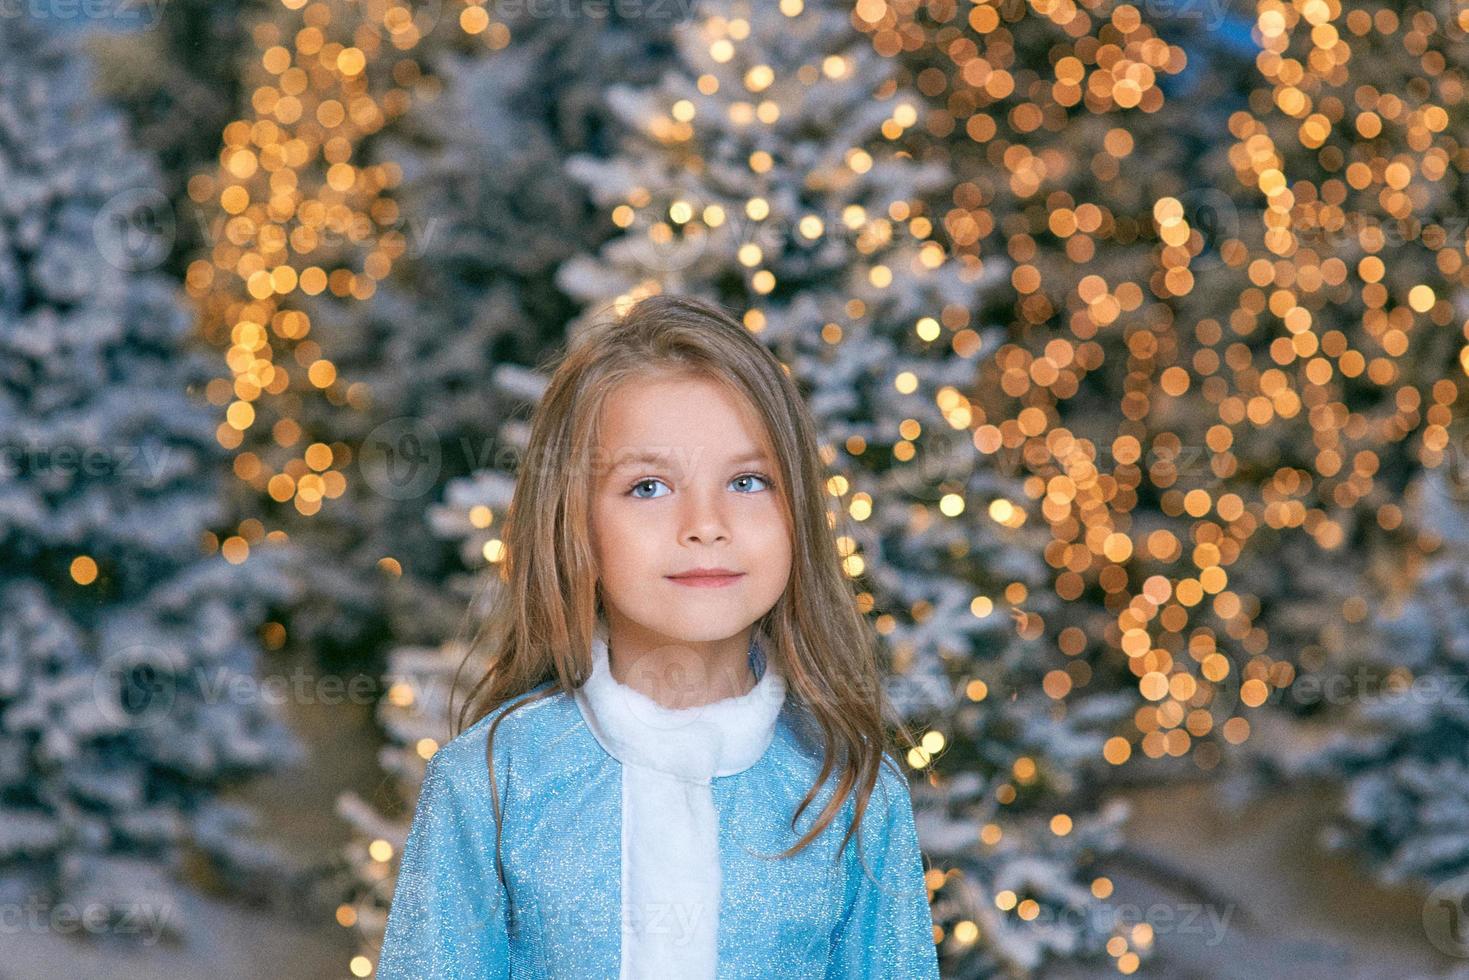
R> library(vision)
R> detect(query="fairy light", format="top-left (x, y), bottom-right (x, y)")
top-left (852, 0), bottom-right (1469, 785)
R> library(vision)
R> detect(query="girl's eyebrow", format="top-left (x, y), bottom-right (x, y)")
top-left (609, 449), bottom-right (771, 470)
top-left (609, 450), bottom-right (673, 471)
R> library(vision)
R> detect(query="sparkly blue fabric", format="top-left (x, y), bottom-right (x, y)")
top-left (377, 672), bottom-right (939, 978)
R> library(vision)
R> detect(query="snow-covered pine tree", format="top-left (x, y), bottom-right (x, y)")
top-left (553, 1), bottom-right (1143, 973)
top-left (0, 22), bottom-right (298, 937)
top-left (1282, 462), bottom-right (1469, 891)
top-left (1144, 0), bottom-right (1469, 891)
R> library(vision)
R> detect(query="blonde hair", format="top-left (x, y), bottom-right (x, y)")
top-left (452, 294), bottom-right (920, 885)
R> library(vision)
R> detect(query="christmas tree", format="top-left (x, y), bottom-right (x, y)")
top-left (0, 22), bottom-right (298, 937)
top-left (186, 0), bottom-right (438, 667)
top-left (850, 0), bottom-right (1278, 773)
top-left (1195, 0), bottom-right (1469, 900)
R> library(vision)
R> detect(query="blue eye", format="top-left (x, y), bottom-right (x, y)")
top-left (628, 478), bottom-right (670, 499)
top-left (731, 472), bottom-right (772, 493)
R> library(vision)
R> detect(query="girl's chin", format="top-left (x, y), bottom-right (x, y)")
top-left (630, 617), bottom-right (752, 644)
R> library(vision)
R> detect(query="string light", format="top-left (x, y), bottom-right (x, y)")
top-left (855, 0), bottom-right (1469, 783)
top-left (189, 0), bottom-right (461, 535)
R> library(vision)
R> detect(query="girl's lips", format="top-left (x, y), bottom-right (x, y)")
top-left (665, 573), bottom-right (745, 588)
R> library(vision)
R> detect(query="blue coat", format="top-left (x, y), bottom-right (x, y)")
top-left (377, 674), bottom-right (940, 978)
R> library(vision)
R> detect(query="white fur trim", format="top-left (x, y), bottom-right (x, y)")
top-left (573, 620), bottom-right (787, 979)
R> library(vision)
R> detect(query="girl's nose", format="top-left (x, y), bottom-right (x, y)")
top-left (680, 486), bottom-right (730, 545)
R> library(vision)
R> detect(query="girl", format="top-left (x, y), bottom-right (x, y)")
top-left (377, 295), bottom-right (940, 979)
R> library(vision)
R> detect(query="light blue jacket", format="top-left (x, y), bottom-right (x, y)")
top-left (377, 676), bottom-right (941, 978)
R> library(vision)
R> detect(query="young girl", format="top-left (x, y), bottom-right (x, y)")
top-left (377, 295), bottom-right (940, 979)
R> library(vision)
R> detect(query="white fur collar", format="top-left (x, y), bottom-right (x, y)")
top-left (575, 618), bottom-right (787, 780)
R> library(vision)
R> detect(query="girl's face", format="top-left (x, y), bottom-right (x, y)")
top-left (589, 372), bottom-right (793, 647)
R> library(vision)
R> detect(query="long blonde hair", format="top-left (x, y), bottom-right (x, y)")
top-left (452, 294), bottom-right (920, 883)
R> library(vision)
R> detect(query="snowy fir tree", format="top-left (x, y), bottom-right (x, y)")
top-left (861, 0), bottom-right (1469, 935)
top-left (1278, 461), bottom-right (1469, 892)
top-left (551, 0), bottom-right (1153, 973)
top-left (1176, 0), bottom-right (1469, 898)
top-left (0, 22), bottom-right (299, 938)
